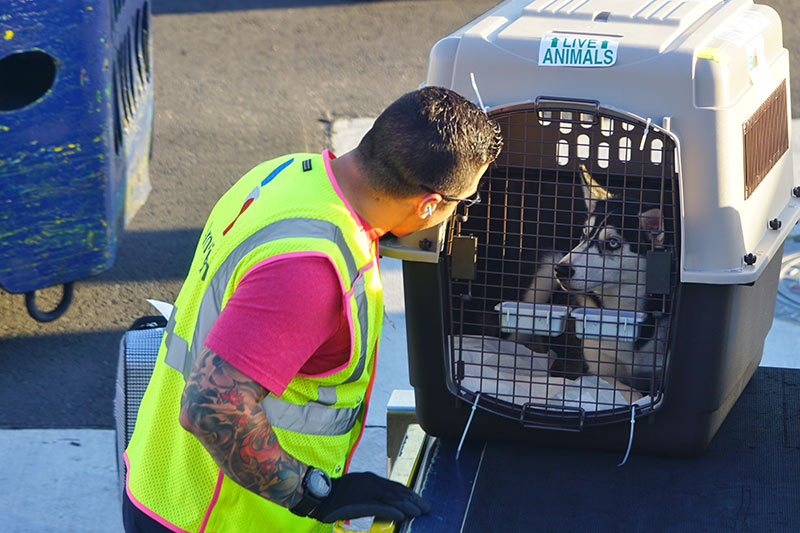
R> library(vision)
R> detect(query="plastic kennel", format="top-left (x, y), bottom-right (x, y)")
top-left (381, 0), bottom-right (798, 456)
top-left (0, 0), bottom-right (153, 320)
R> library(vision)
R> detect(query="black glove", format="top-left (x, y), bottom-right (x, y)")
top-left (308, 472), bottom-right (430, 523)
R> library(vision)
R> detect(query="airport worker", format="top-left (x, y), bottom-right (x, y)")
top-left (122, 86), bottom-right (502, 533)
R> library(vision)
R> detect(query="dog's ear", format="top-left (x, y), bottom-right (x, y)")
top-left (578, 164), bottom-right (612, 213)
top-left (639, 207), bottom-right (664, 245)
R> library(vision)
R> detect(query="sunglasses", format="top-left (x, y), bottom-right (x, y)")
top-left (421, 186), bottom-right (482, 207)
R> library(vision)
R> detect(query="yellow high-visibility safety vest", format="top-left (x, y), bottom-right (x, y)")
top-left (125, 151), bottom-right (384, 533)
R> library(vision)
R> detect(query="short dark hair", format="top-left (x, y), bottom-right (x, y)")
top-left (356, 86), bottom-right (502, 198)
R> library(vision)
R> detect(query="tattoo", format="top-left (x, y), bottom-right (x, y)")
top-left (180, 346), bottom-right (307, 508)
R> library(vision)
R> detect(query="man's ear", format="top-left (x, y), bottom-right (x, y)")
top-left (639, 207), bottom-right (664, 245)
top-left (579, 164), bottom-right (612, 214)
top-left (417, 193), bottom-right (442, 219)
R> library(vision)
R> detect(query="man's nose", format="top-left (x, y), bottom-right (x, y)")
top-left (554, 264), bottom-right (575, 280)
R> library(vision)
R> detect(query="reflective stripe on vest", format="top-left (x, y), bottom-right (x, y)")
top-left (259, 391), bottom-right (361, 436)
top-left (163, 216), bottom-right (371, 436)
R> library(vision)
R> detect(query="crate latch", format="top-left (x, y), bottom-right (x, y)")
top-left (645, 250), bottom-right (672, 295)
top-left (450, 235), bottom-right (478, 280)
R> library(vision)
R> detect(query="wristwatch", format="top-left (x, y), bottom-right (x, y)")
top-left (290, 466), bottom-right (332, 517)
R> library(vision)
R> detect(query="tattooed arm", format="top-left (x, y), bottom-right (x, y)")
top-left (179, 346), bottom-right (307, 508)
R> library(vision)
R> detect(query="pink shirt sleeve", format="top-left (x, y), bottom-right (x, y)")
top-left (204, 254), bottom-right (346, 396)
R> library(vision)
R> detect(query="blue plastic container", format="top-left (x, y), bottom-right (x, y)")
top-left (0, 0), bottom-right (153, 299)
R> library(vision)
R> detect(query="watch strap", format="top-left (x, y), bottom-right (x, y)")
top-left (289, 466), bottom-right (325, 517)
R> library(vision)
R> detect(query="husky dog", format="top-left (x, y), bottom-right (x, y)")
top-left (513, 252), bottom-right (595, 379)
top-left (554, 166), bottom-right (670, 403)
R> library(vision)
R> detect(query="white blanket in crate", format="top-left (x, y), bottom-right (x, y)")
top-left (452, 335), bottom-right (630, 411)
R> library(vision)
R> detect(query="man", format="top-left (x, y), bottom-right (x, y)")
top-left (122, 86), bottom-right (502, 532)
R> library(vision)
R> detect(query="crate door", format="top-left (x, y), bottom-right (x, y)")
top-left (444, 102), bottom-right (680, 429)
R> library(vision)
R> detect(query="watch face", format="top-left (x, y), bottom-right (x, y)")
top-left (307, 469), bottom-right (332, 498)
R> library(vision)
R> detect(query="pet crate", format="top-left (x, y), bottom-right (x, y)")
top-left (381, 0), bottom-right (798, 456)
top-left (0, 0), bottom-right (153, 320)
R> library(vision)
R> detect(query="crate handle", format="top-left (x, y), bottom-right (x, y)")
top-left (519, 401), bottom-right (586, 432)
top-left (535, 96), bottom-right (600, 125)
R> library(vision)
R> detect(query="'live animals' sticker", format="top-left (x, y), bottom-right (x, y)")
top-left (538, 33), bottom-right (619, 67)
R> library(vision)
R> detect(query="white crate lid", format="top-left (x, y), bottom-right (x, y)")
top-left (471, 0), bottom-right (724, 68)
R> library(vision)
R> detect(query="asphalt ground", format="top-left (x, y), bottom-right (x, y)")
top-left (0, 0), bottom-right (798, 430)
top-left (0, 0), bottom-right (500, 428)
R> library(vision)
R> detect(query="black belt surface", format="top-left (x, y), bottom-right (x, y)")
top-left (406, 366), bottom-right (800, 532)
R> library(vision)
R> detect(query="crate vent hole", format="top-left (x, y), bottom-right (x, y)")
top-left (651, 138), bottom-right (664, 164)
top-left (557, 139), bottom-right (570, 166)
top-left (577, 134), bottom-right (590, 159)
top-left (601, 116), bottom-right (613, 136)
top-left (0, 51), bottom-right (57, 111)
top-left (619, 136), bottom-right (632, 161)
top-left (559, 112), bottom-right (573, 133)
top-left (598, 142), bottom-right (610, 168)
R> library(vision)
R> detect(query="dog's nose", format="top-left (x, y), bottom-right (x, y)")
top-left (554, 264), bottom-right (575, 279)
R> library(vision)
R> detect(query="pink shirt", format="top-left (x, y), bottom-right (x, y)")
top-left (204, 255), bottom-right (351, 396)
top-left (204, 150), bottom-right (379, 396)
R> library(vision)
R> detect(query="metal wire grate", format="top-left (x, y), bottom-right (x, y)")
top-left (444, 101), bottom-right (680, 429)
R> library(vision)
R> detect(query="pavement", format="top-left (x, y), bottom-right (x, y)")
top-left (2, 1), bottom-right (800, 531)
top-left (4, 113), bottom-right (800, 533)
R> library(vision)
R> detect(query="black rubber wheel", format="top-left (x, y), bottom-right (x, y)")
top-left (25, 282), bottom-right (75, 322)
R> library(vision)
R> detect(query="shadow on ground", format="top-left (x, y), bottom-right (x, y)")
top-left (153, 0), bottom-right (410, 15)
top-left (90, 228), bottom-right (201, 284)
top-left (0, 329), bottom-right (125, 428)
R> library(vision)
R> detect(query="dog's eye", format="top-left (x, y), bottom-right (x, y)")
top-left (605, 237), bottom-right (621, 250)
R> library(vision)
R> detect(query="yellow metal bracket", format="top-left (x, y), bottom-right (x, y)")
top-left (334, 424), bottom-right (428, 533)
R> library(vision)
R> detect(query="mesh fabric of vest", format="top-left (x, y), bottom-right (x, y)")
top-left (125, 154), bottom-right (382, 532)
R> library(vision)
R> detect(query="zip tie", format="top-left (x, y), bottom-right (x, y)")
top-left (639, 117), bottom-right (652, 151)
top-left (617, 404), bottom-right (636, 467)
top-left (470, 72), bottom-right (487, 113)
top-left (456, 392), bottom-right (481, 461)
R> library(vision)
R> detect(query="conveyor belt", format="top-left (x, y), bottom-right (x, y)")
top-left (405, 366), bottom-right (800, 532)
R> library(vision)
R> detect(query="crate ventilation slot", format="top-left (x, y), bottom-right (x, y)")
top-left (743, 80), bottom-right (788, 200)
